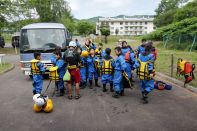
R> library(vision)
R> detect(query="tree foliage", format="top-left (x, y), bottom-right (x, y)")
top-left (76, 21), bottom-right (95, 36)
top-left (0, 0), bottom-right (74, 32)
top-left (154, 0), bottom-right (190, 27)
top-left (100, 28), bottom-right (110, 43)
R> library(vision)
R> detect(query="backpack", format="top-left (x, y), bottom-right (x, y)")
top-left (65, 49), bottom-right (75, 64)
top-left (101, 59), bottom-right (113, 74)
top-left (177, 58), bottom-right (195, 85)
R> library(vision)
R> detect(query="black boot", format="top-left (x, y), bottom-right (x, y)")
top-left (95, 79), bottom-right (100, 87)
top-left (112, 91), bottom-right (120, 98)
top-left (142, 91), bottom-right (149, 104)
top-left (89, 80), bottom-right (93, 89)
top-left (60, 89), bottom-right (65, 96)
top-left (103, 84), bottom-right (107, 92)
top-left (110, 83), bottom-right (114, 92)
top-left (33, 90), bottom-right (36, 95)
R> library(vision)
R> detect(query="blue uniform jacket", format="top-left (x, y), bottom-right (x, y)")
top-left (56, 59), bottom-right (66, 78)
top-left (87, 55), bottom-right (99, 73)
top-left (121, 47), bottom-right (131, 56)
top-left (114, 55), bottom-right (127, 71)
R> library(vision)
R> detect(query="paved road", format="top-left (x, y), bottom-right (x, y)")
top-left (0, 55), bottom-right (197, 131)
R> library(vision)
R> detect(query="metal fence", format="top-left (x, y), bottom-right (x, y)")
top-left (163, 34), bottom-right (197, 52)
top-left (156, 52), bottom-right (197, 87)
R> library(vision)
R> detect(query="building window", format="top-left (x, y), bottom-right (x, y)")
top-left (120, 22), bottom-right (123, 25)
top-left (111, 22), bottom-right (114, 25)
top-left (140, 22), bottom-right (142, 25)
top-left (130, 22), bottom-right (133, 25)
top-left (120, 27), bottom-right (123, 30)
top-left (144, 27), bottom-right (147, 29)
top-left (135, 22), bottom-right (138, 25)
top-left (111, 27), bottom-right (114, 30)
top-left (125, 22), bottom-right (128, 25)
top-left (145, 22), bottom-right (147, 25)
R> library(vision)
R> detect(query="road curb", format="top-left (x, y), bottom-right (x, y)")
top-left (155, 72), bottom-right (197, 94)
top-left (0, 64), bottom-right (15, 75)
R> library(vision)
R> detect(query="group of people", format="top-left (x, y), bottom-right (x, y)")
top-left (31, 38), bottom-right (157, 104)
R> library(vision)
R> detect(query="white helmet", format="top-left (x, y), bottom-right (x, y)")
top-left (69, 41), bottom-right (76, 47)
top-left (35, 97), bottom-right (46, 107)
top-left (43, 95), bottom-right (49, 101)
top-left (33, 94), bottom-right (41, 102)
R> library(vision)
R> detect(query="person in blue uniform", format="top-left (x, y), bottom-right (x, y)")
top-left (78, 48), bottom-right (88, 89)
top-left (95, 43), bottom-right (106, 59)
top-left (137, 39), bottom-right (146, 58)
top-left (54, 51), bottom-right (66, 96)
top-left (31, 52), bottom-right (46, 95)
top-left (101, 48), bottom-right (114, 92)
top-left (112, 47), bottom-right (127, 98)
top-left (82, 39), bottom-right (97, 52)
top-left (121, 41), bottom-right (131, 56)
top-left (137, 43), bottom-right (155, 104)
top-left (122, 47), bottom-right (139, 95)
top-left (87, 48), bottom-right (100, 88)
top-left (50, 46), bottom-right (62, 65)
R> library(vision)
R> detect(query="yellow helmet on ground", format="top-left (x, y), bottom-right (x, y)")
top-left (81, 50), bottom-right (89, 57)
top-left (33, 103), bottom-right (42, 112)
top-left (43, 99), bottom-right (53, 113)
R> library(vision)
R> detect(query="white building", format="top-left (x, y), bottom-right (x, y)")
top-left (96, 15), bottom-right (155, 36)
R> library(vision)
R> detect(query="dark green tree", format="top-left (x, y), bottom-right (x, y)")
top-left (77, 21), bottom-right (95, 36)
top-left (100, 28), bottom-right (110, 43)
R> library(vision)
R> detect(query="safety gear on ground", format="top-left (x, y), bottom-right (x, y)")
top-left (35, 97), bottom-right (46, 107)
top-left (33, 94), bottom-right (41, 102)
top-left (101, 59), bottom-right (113, 74)
top-left (81, 51), bottom-right (89, 58)
top-left (154, 81), bottom-right (172, 90)
top-left (137, 60), bottom-right (151, 80)
top-left (69, 41), bottom-right (76, 47)
top-left (31, 59), bottom-right (41, 74)
top-left (177, 58), bottom-right (195, 85)
top-left (49, 66), bottom-right (59, 81)
top-left (33, 103), bottom-right (42, 112)
top-left (43, 99), bottom-right (53, 113)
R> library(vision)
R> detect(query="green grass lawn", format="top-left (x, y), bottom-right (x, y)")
top-left (0, 48), bottom-right (19, 55)
top-left (95, 36), bottom-right (197, 87)
top-left (0, 63), bottom-right (12, 74)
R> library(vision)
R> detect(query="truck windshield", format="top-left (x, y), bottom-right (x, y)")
top-left (20, 29), bottom-right (66, 51)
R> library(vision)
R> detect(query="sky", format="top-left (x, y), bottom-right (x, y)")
top-left (67, 0), bottom-right (162, 19)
